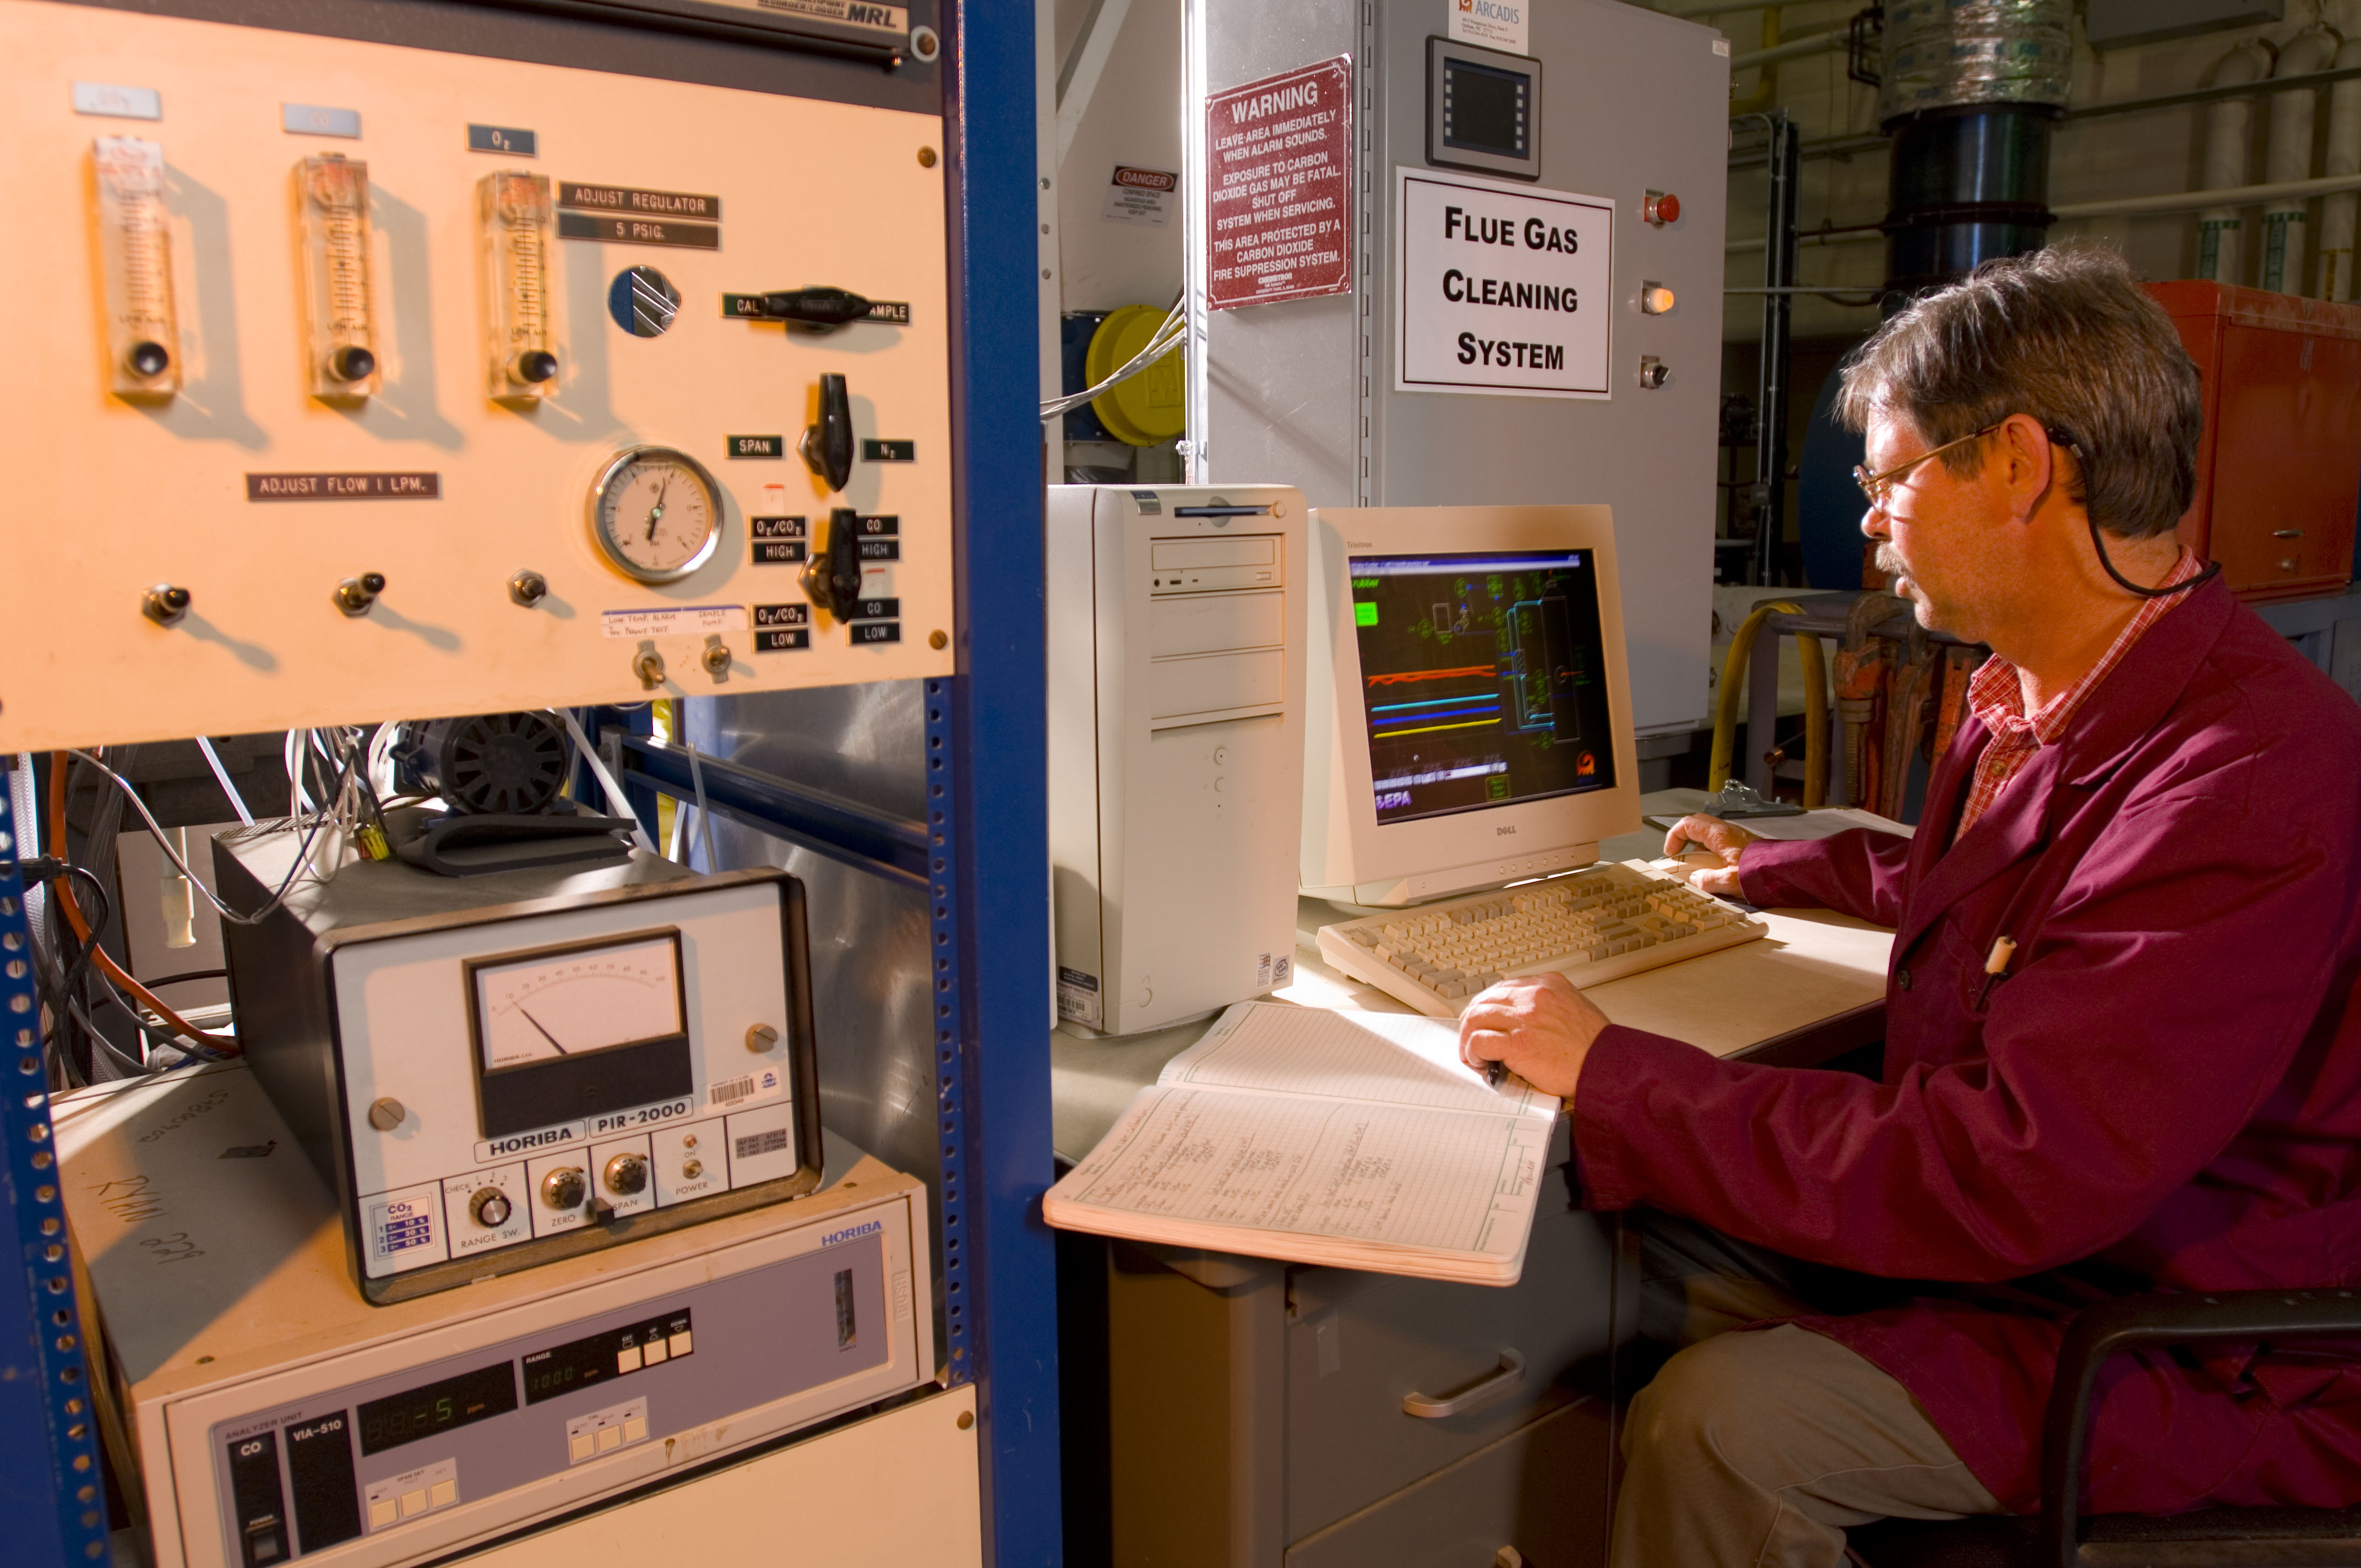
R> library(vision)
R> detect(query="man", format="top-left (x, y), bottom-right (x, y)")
top-left (1460, 246), bottom-right (2361, 1566)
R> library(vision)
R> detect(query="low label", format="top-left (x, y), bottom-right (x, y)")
top-left (1102, 165), bottom-right (1178, 227)
top-left (849, 597), bottom-right (900, 620)
top-left (857, 538), bottom-right (900, 561)
top-left (756, 629), bottom-right (812, 651)
top-left (752, 541), bottom-right (808, 564)
top-left (851, 620), bottom-right (902, 644)
top-left (282, 102), bottom-right (361, 138)
top-left (559, 183), bottom-right (721, 221)
top-left (703, 0), bottom-right (910, 37)
top-left (856, 514), bottom-right (900, 536)
top-left (247, 472), bottom-right (440, 500)
top-left (467, 124), bottom-right (537, 156)
top-left (72, 82), bottom-right (162, 120)
top-left (728, 434), bottom-right (784, 458)
top-left (558, 212), bottom-right (720, 249)
top-left (600, 604), bottom-right (748, 639)
top-left (861, 439), bottom-right (916, 462)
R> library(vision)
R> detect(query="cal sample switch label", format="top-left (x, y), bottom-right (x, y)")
top-left (1394, 168), bottom-right (1614, 400)
top-left (1206, 57), bottom-right (1353, 309)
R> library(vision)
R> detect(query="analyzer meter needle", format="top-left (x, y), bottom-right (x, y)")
top-left (518, 1005), bottom-right (570, 1054)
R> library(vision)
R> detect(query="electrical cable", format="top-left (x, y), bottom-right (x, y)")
top-left (683, 736), bottom-right (717, 872)
top-left (1040, 299), bottom-right (1187, 420)
top-left (195, 736), bottom-right (255, 826)
top-left (2046, 426), bottom-right (2223, 601)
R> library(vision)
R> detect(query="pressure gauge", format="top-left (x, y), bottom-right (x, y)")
top-left (588, 445), bottom-right (723, 582)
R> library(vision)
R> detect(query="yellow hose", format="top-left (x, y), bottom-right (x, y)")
top-left (1709, 601), bottom-right (1829, 809)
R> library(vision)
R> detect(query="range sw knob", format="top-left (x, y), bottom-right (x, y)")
top-left (470, 1186), bottom-right (513, 1228)
top-left (541, 1166), bottom-right (587, 1210)
top-left (603, 1152), bottom-right (650, 1197)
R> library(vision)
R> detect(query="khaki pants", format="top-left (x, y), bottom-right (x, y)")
top-left (1609, 1215), bottom-right (2006, 1568)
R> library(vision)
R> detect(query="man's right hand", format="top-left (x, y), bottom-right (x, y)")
top-left (1662, 813), bottom-right (1758, 898)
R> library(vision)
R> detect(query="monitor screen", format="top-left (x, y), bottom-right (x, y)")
top-left (1441, 56), bottom-right (1529, 160)
top-left (1350, 550), bottom-right (1617, 826)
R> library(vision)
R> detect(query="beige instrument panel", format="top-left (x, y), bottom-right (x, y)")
top-left (0, 2), bottom-right (955, 750)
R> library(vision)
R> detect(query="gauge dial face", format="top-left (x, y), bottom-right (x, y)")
top-left (589, 446), bottom-right (722, 582)
top-left (471, 932), bottom-right (685, 1072)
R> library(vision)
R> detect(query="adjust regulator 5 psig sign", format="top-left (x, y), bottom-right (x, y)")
top-left (1396, 168), bottom-right (1614, 399)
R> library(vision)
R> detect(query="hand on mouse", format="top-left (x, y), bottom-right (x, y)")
top-left (1661, 813), bottom-right (1757, 898)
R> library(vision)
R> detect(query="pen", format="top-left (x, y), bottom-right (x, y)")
top-left (1975, 934), bottom-right (2016, 1009)
top-left (1484, 1059), bottom-right (1509, 1088)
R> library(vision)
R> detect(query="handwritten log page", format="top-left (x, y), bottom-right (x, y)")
top-left (1045, 1004), bottom-right (1560, 1283)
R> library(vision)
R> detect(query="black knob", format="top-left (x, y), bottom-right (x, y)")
top-left (142, 584), bottom-right (193, 626)
top-left (828, 507), bottom-right (864, 611)
top-left (361, 572), bottom-right (386, 594)
top-left (801, 372), bottom-right (855, 492)
top-left (126, 340), bottom-right (172, 378)
top-left (327, 344), bottom-right (376, 383)
top-left (470, 1187), bottom-right (513, 1228)
top-left (757, 286), bottom-right (872, 329)
top-left (603, 1152), bottom-right (649, 1196)
top-left (511, 348), bottom-right (559, 384)
top-left (541, 1167), bottom-right (586, 1210)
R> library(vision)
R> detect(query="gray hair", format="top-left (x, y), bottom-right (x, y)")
top-left (1835, 245), bottom-right (2201, 540)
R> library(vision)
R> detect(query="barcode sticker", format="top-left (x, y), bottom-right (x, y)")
top-left (708, 1065), bottom-right (786, 1109)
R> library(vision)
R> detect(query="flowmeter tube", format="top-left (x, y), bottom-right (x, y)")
top-left (93, 136), bottom-right (182, 400)
top-left (298, 153), bottom-right (380, 399)
top-left (480, 170), bottom-right (559, 401)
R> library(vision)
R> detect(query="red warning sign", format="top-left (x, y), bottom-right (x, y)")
top-left (1206, 57), bottom-right (1353, 311)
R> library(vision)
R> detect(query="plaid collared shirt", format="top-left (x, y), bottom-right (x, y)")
top-left (1953, 549), bottom-right (2205, 841)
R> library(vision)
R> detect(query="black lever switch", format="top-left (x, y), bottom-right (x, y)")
top-left (801, 507), bottom-right (866, 619)
top-left (799, 372), bottom-right (855, 492)
top-left (758, 286), bottom-right (873, 329)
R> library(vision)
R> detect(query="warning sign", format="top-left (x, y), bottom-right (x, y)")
top-left (1395, 167), bottom-right (1614, 399)
top-left (1206, 57), bottom-right (1353, 310)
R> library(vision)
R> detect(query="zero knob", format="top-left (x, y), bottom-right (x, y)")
top-left (603, 1152), bottom-right (650, 1197)
top-left (541, 1166), bottom-right (587, 1210)
top-left (470, 1187), bottom-right (513, 1228)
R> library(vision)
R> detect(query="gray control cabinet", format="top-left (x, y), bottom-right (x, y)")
top-left (1195, 0), bottom-right (1731, 737)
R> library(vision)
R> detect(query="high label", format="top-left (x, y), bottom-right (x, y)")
top-left (1206, 57), bottom-right (1353, 310)
top-left (1395, 168), bottom-right (1614, 400)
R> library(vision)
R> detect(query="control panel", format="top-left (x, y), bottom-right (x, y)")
top-left (55, 1062), bottom-right (930, 1568)
top-left (215, 834), bottom-right (822, 1303)
top-left (1, 5), bottom-right (954, 751)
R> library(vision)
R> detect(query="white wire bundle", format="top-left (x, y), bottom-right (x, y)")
top-left (1041, 299), bottom-right (1187, 421)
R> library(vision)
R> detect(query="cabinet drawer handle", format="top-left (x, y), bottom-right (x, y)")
top-left (2273, 529), bottom-right (2304, 539)
top-left (1402, 1349), bottom-right (1526, 1419)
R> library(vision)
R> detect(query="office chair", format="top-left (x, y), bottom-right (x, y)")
top-left (1848, 1288), bottom-right (2361, 1567)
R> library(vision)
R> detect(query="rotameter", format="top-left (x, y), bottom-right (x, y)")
top-left (215, 830), bottom-right (821, 1304)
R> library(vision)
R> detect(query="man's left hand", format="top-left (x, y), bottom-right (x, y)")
top-left (1459, 973), bottom-right (1612, 1101)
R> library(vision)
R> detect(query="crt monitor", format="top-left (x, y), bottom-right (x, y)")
top-left (1300, 506), bottom-right (1641, 908)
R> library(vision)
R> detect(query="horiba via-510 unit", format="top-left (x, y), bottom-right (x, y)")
top-left (215, 830), bottom-right (822, 1303)
top-left (57, 1064), bottom-right (930, 1568)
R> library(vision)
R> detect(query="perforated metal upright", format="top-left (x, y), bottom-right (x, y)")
top-left (0, 0), bottom-right (1058, 1562)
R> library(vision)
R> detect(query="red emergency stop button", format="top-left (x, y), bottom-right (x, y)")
top-left (1645, 190), bottom-right (1680, 226)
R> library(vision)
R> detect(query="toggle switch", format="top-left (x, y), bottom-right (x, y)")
top-left (142, 584), bottom-right (192, 626)
top-left (748, 285), bottom-right (873, 330)
top-left (800, 507), bottom-right (865, 623)
top-left (334, 573), bottom-right (387, 616)
top-left (1638, 355), bottom-right (1669, 390)
top-left (799, 373), bottom-right (855, 492)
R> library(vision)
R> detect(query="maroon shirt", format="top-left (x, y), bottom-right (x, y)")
top-left (1572, 575), bottom-right (2361, 1515)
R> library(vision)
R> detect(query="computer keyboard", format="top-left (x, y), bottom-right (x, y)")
top-left (1315, 861), bottom-right (1769, 1019)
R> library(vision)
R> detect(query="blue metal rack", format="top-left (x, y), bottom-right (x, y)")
top-left (0, 0), bottom-right (1057, 1560)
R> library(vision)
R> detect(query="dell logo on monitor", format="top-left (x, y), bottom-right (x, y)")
top-left (1497, 825), bottom-right (1517, 835)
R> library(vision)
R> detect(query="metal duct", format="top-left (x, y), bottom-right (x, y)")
top-left (1879, 0), bottom-right (2073, 302)
top-left (1877, 0), bottom-right (2074, 122)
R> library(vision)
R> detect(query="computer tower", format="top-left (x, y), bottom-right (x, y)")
top-left (1046, 484), bottom-right (1309, 1036)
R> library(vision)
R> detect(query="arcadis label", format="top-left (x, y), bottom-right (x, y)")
top-left (1448, 0), bottom-right (1527, 54)
top-left (1395, 168), bottom-right (1613, 400)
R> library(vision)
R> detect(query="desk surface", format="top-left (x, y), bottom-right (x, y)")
top-left (1051, 793), bottom-right (1897, 1164)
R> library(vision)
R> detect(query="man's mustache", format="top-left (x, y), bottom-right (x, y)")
top-left (1874, 545), bottom-right (1906, 579)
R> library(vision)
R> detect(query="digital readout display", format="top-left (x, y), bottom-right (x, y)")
top-left (356, 1362), bottom-right (518, 1457)
top-left (521, 1309), bottom-right (694, 1406)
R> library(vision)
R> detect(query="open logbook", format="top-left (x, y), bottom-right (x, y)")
top-left (1043, 1004), bottom-right (1561, 1284)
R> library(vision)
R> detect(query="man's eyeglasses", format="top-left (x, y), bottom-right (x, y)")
top-left (1851, 423), bottom-right (2005, 511)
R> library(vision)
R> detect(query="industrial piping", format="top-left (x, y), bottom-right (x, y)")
top-left (2199, 39), bottom-right (2276, 286)
top-left (2262, 26), bottom-right (2342, 292)
top-left (2321, 33), bottom-right (2361, 299)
